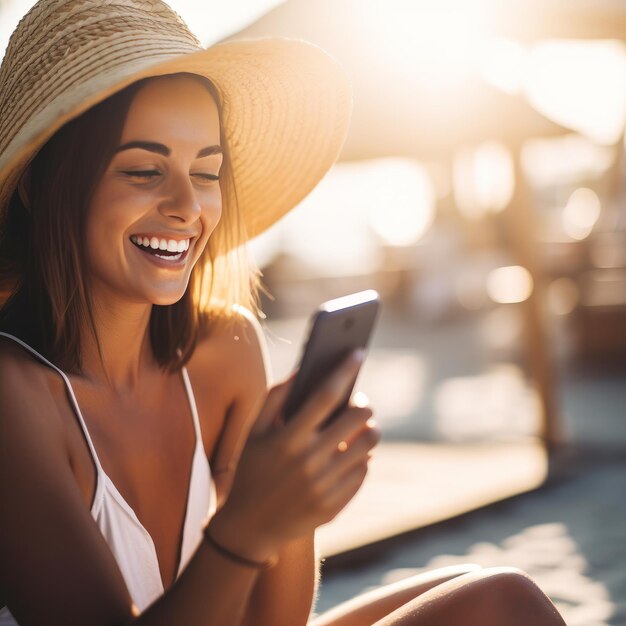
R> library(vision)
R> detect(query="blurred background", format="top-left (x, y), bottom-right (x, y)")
top-left (3, 1), bottom-right (626, 624)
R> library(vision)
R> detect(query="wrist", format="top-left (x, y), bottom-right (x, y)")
top-left (207, 510), bottom-right (279, 567)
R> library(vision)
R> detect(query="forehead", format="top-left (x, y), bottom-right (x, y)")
top-left (120, 75), bottom-right (220, 144)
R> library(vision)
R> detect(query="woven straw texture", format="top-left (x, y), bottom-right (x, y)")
top-left (0, 0), bottom-right (351, 242)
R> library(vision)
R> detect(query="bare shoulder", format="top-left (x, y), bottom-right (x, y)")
top-left (188, 306), bottom-right (270, 398)
top-left (0, 337), bottom-right (68, 497)
top-left (0, 337), bottom-right (63, 431)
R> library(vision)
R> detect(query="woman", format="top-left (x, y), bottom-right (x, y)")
top-left (0, 1), bottom-right (567, 625)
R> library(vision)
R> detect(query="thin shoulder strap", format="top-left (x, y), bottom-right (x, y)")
top-left (0, 331), bottom-right (105, 474)
top-left (180, 366), bottom-right (203, 443)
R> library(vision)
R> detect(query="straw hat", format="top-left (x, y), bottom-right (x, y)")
top-left (0, 0), bottom-right (351, 244)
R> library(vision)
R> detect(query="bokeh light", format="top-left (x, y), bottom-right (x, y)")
top-left (562, 187), bottom-right (602, 241)
top-left (367, 159), bottom-right (436, 246)
top-left (453, 141), bottom-right (515, 220)
top-left (486, 266), bottom-right (534, 304)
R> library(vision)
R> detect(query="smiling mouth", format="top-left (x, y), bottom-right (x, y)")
top-left (130, 235), bottom-right (191, 262)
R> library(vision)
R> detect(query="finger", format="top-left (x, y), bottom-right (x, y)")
top-left (318, 461), bottom-right (369, 524)
top-left (285, 350), bottom-right (365, 439)
top-left (314, 406), bottom-right (373, 461)
top-left (250, 372), bottom-right (297, 436)
top-left (316, 423), bottom-right (380, 489)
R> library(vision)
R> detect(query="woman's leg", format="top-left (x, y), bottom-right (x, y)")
top-left (312, 567), bottom-right (565, 626)
top-left (372, 567), bottom-right (566, 626)
top-left (310, 564), bottom-right (482, 626)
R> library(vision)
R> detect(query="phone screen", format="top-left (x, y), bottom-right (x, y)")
top-left (282, 290), bottom-right (380, 422)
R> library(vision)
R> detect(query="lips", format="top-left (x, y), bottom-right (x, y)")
top-left (132, 240), bottom-right (190, 269)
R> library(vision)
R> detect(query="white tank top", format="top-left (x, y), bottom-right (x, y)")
top-left (0, 332), bottom-right (217, 624)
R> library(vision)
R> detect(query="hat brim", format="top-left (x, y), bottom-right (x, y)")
top-left (0, 37), bottom-right (351, 241)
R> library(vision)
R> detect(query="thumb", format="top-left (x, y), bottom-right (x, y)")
top-left (250, 371), bottom-right (297, 436)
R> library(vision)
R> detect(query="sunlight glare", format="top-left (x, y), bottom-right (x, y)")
top-left (525, 40), bottom-right (626, 145)
top-left (479, 38), bottom-right (528, 95)
top-left (360, 0), bottom-right (493, 88)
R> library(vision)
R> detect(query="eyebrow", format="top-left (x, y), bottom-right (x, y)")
top-left (114, 141), bottom-right (222, 158)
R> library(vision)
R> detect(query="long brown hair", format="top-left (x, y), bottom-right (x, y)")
top-left (0, 73), bottom-right (257, 373)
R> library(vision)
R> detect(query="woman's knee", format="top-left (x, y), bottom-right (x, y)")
top-left (478, 566), bottom-right (542, 598)
top-left (469, 567), bottom-right (564, 624)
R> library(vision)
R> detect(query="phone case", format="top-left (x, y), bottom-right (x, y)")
top-left (282, 290), bottom-right (380, 422)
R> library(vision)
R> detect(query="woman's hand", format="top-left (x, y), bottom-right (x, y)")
top-left (208, 351), bottom-right (380, 564)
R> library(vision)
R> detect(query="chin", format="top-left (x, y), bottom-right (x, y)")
top-left (151, 292), bottom-right (185, 306)
top-left (150, 290), bottom-right (188, 306)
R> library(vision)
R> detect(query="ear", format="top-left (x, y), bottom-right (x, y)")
top-left (17, 166), bottom-right (32, 212)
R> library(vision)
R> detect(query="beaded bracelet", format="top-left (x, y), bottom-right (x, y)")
top-left (203, 524), bottom-right (277, 570)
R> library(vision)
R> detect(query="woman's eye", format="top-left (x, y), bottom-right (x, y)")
top-left (192, 173), bottom-right (220, 183)
top-left (122, 169), bottom-right (161, 181)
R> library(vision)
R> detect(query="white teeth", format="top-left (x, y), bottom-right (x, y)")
top-left (154, 252), bottom-right (183, 261)
top-left (132, 235), bottom-right (190, 253)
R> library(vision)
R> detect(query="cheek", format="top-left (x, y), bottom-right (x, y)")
top-left (201, 190), bottom-right (223, 235)
top-left (88, 182), bottom-right (152, 238)
top-left (85, 187), bottom-right (145, 267)
top-left (191, 195), bottom-right (223, 264)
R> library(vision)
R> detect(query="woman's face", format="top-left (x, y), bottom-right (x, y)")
top-left (86, 75), bottom-right (223, 307)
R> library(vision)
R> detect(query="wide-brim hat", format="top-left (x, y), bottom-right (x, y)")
top-left (0, 0), bottom-right (351, 245)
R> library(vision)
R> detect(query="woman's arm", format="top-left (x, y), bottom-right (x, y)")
top-left (197, 309), bottom-right (319, 625)
top-left (243, 533), bottom-right (318, 626)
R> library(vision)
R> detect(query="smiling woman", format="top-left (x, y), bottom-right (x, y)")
top-left (0, 1), bottom-right (566, 626)
top-left (83, 76), bottom-right (226, 361)
top-left (1, 74), bottom-right (237, 371)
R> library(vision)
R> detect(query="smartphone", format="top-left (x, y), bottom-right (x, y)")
top-left (282, 289), bottom-right (381, 423)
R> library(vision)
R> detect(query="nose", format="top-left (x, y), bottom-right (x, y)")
top-left (158, 170), bottom-right (202, 223)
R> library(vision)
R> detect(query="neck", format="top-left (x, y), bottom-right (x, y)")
top-left (80, 290), bottom-right (156, 391)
